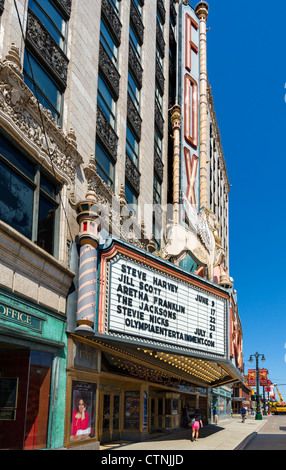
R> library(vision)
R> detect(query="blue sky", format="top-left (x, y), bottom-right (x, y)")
top-left (199, 0), bottom-right (286, 399)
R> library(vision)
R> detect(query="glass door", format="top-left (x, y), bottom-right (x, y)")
top-left (99, 392), bottom-right (121, 443)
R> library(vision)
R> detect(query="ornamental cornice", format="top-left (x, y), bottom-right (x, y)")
top-left (0, 45), bottom-right (82, 193)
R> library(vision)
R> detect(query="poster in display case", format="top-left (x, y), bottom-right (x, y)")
top-left (70, 381), bottom-right (96, 442)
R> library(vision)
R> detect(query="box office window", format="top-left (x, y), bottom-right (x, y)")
top-left (0, 133), bottom-right (60, 257)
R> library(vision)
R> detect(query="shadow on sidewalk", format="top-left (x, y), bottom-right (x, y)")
top-left (145, 423), bottom-right (226, 442)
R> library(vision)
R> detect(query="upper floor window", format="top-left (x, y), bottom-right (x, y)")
top-left (126, 124), bottom-right (139, 168)
top-left (129, 24), bottom-right (141, 62)
top-left (28, 0), bottom-right (67, 51)
top-left (128, 72), bottom-right (140, 112)
top-left (109, 0), bottom-right (121, 15)
top-left (97, 74), bottom-right (117, 130)
top-left (155, 81), bottom-right (163, 113)
top-left (23, 51), bottom-right (63, 124)
top-left (95, 141), bottom-right (115, 190)
top-left (153, 173), bottom-right (162, 205)
top-left (125, 182), bottom-right (138, 218)
top-left (100, 19), bottom-right (119, 67)
top-left (154, 127), bottom-right (162, 159)
top-left (132, 0), bottom-right (143, 17)
top-left (0, 133), bottom-right (60, 257)
top-left (24, 0), bottom-right (68, 126)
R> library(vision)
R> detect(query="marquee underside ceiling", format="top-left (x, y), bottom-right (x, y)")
top-left (94, 338), bottom-right (242, 389)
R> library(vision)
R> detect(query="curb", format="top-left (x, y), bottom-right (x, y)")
top-left (234, 420), bottom-right (268, 450)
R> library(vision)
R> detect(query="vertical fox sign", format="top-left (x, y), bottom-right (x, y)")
top-left (178, 3), bottom-right (200, 215)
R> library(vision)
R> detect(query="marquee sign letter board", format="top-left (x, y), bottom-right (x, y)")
top-left (101, 250), bottom-right (227, 358)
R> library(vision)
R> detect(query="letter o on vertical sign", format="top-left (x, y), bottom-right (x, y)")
top-left (184, 74), bottom-right (198, 149)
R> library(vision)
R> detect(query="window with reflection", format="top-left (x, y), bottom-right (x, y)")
top-left (97, 74), bottom-right (117, 130)
top-left (100, 18), bottom-right (119, 67)
top-left (0, 132), bottom-right (60, 257)
top-left (126, 125), bottom-right (139, 168)
top-left (95, 142), bottom-right (115, 190)
top-left (125, 183), bottom-right (138, 218)
top-left (24, 0), bottom-right (68, 125)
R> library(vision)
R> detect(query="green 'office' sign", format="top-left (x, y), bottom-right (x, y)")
top-left (0, 303), bottom-right (42, 331)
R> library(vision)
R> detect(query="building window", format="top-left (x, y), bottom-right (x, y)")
top-left (132, 0), bottom-right (143, 17)
top-left (126, 125), bottom-right (139, 168)
top-left (95, 141), bottom-right (115, 190)
top-left (155, 81), bottom-right (163, 113)
top-left (24, 0), bottom-right (68, 125)
top-left (28, 0), bottom-right (67, 50)
top-left (125, 182), bottom-right (138, 218)
top-left (109, 0), bottom-right (121, 15)
top-left (0, 133), bottom-right (60, 257)
top-left (23, 51), bottom-right (63, 123)
top-left (100, 18), bottom-right (119, 67)
top-left (154, 127), bottom-right (162, 160)
top-left (129, 24), bottom-right (141, 62)
top-left (153, 173), bottom-right (162, 205)
top-left (97, 74), bottom-right (117, 130)
top-left (128, 72), bottom-right (140, 112)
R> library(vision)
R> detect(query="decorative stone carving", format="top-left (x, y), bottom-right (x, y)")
top-left (26, 9), bottom-right (69, 87)
top-left (125, 154), bottom-right (140, 196)
top-left (130, 0), bottom-right (144, 46)
top-left (154, 149), bottom-right (164, 183)
top-left (53, 0), bottom-right (71, 18)
top-left (96, 106), bottom-right (118, 162)
top-left (127, 93), bottom-right (142, 140)
top-left (170, 2), bottom-right (177, 25)
top-left (0, 45), bottom-right (82, 192)
top-left (99, 43), bottom-right (120, 99)
top-left (157, 0), bottom-right (166, 24)
top-left (155, 57), bottom-right (165, 95)
top-left (101, 0), bottom-right (122, 47)
top-left (154, 100), bottom-right (164, 137)
top-left (156, 20), bottom-right (165, 58)
top-left (128, 45), bottom-right (143, 89)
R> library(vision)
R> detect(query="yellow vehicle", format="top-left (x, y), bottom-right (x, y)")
top-left (271, 384), bottom-right (286, 414)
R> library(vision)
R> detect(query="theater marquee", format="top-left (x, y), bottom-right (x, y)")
top-left (97, 240), bottom-right (228, 359)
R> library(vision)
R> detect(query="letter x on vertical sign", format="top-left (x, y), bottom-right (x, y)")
top-left (184, 148), bottom-right (198, 206)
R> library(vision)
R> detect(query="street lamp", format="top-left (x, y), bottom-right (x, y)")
top-left (249, 352), bottom-right (265, 420)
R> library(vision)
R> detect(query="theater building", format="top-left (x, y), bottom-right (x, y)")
top-left (0, 0), bottom-right (243, 449)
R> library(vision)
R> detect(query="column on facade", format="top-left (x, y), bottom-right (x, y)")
top-left (170, 104), bottom-right (182, 224)
top-left (75, 191), bottom-right (101, 335)
top-left (195, 2), bottom-right (209, 209)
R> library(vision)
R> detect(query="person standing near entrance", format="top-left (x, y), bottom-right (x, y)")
top-left (213, 406), bottom-right (218, 425)
top-left (191, 409), bottom-right (203, 441)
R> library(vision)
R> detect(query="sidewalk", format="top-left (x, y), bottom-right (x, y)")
top-left (100, 416), bottom-right (267, 451)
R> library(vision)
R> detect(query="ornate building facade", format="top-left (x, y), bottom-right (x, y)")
top-left (0, 0), bottom-right (243, 449)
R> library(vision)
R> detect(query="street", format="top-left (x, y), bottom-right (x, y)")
top-left (242, 414), bottom-right (286, 450)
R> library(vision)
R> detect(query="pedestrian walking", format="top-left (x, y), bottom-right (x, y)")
top-left (241, 407), bottom-right (246, 423)
top-left (213, 406), bottom-right (218, 425)
top-left (191, 409), bottom-right (203, 441)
